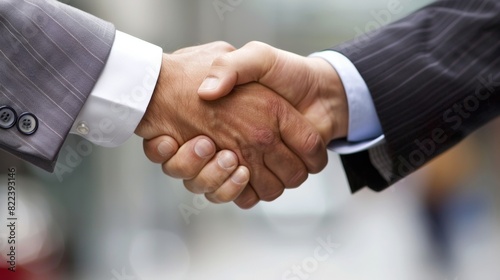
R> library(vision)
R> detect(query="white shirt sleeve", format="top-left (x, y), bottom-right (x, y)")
top-left (309, 51), bottom-right (385, 154)
top-left (69, 31), bottom-right (163, 147)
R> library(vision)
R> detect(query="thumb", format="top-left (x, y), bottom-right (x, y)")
top-left (197, 41), bottom-right (279, 101)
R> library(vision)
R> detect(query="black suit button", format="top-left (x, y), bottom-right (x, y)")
top-left (17, 113), bottom-right (38, 135)
top-left (0, 106), bottom-right (17, 129)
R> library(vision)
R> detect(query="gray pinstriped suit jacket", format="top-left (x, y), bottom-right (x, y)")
top-left (0, 0), bottom-right (114, 171)
top-left (336, 0), bottom-right (500, 192)
top-left (1, 0), bottom-right (499, 194)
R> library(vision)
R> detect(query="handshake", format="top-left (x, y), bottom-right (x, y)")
top-left (134, 41), bottom-right (349, 209)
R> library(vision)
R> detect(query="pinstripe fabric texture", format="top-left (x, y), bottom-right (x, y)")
top-left (0, 0), bottom-right (114, 171)
top-left (335, 0), bottom-right (500, 192)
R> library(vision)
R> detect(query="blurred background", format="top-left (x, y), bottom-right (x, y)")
top-left (2, 0), bottom-right (500, 279)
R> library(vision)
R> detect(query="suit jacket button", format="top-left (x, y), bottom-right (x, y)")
top-left (0, 106), bottom-right (17, 129)
top-left (17, 113), bottom-right (38, 135)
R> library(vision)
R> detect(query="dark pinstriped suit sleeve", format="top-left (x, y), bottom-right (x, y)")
top-left (0, 0), bottom-right (115, 171)
top-left (333, 0), bottom-right (500, 192)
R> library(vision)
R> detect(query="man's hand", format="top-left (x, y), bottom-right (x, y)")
top-left (136, 42), bottom-right (328, 209)
top-left (197, 41), bottom-right (349, 143)
top-left (143, 135), bottom-right (251, 204)
top-left (144, 42), bottom-right (348, 208)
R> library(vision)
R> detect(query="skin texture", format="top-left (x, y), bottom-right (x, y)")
top-left (198, 41), bottom-right (348, 142)
top-left (142, 135), bottom-right (250, 204)
top-left (143, 42), bottom-right (349, 209)
top-left (135, 42), bottom-right (328, 209)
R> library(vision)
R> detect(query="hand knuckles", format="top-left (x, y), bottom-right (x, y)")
top-left (245, 41), bottom-right (270, 52)
top-left (212, 54), bottom-right (232, 68)
top-left (259, 188), bottom-right (284, 202)
top-left (212, 41), bottom-right (236, 52)
top-left (161, 164), bottom-right (174, 177)
top-left (205, 193), bottom-right (220, 204)
top-left (196, 178), bottom-right (221, 194)
top-left (302, 132), bottom-right (328, 173)
top-left (240, 129), bottom-right (278, 164)
top-left (246, 101), bottom-right (282, 149)
top-left (186, 180), bottom-right (217, 194)
top-left (241, 147), bottom-right (257, 164)
top-left (235, 195), bottom-right (259, 209)
top-left (183, 181), bottom-right (204, 194)
top-left (303, 131), bottom-right (324, 156)
top-left (213, 192), bottom-right (237, 203)
top-left (313, 156), bottom-right (328, 174)
top-left (285, 169), bottom-right (308, 188)
top-left (252, 128), bottom-right (278, 147)
top-left (163, 161), bottom-right (197, 179)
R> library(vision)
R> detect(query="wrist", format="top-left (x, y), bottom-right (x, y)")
top-left (135, 53), bottom-right (177, 140)
top-left (309, 57), bottom-right (349, 142)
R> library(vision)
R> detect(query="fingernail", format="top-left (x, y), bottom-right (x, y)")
top-left (158, 141), bottom-right (174, 157)
top-left (198, 77), bottom-right (220, 92)
top-left (194, 139), bottom-right (214, 158)
top-left (231, 167), bottom-right (249, 185)
top-left (217, 151), bottom-right (237, 169)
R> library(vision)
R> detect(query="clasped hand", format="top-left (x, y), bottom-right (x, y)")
top-left (135, 42), bottom-right (348, 209)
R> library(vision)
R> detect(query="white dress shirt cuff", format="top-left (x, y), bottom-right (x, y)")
top-left (70, 31), bottom-right (163, 147)
top-left (310, 50), bottom-right (385, 154)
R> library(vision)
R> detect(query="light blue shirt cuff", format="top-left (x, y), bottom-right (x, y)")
top-left (309, 51), bottom-right (384, 154)
top-left (328, 135), bottom-right (385, 155)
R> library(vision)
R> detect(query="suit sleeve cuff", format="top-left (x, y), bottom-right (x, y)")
top-left (70, 30), bottom-right (162, 147)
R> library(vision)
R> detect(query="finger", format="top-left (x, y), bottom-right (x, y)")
top-left (205, 166), bottom-right (250, 203)
top-left (173, 41), bottom-right (236, 55)
top-left (161, 136), bottom-right (216, 179)
top-left (198, 41), bottom-right (279, 100)
top-left (279, 103), bottom-right (328, 174)
top-left (183, 150), bottom-right (239, 194)
top-left (248, 163), bottom-right (285, 202)
top-left (143, 136), bottom-right (179, 164)
top-left (233, 185), bottom-right (260, 209)
top-left (173, 46), bottom-right (199, 55)
top-left (264, 143), bottom-right (308, 189)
